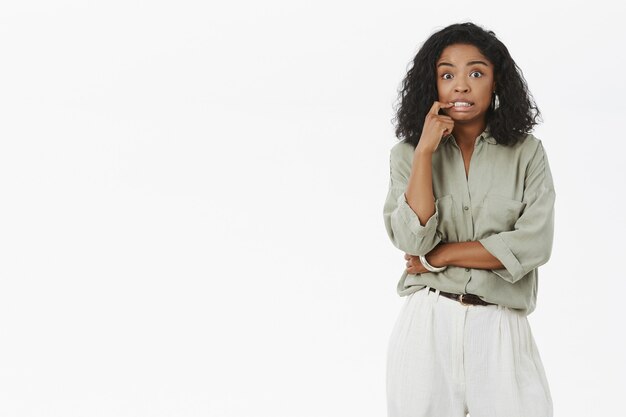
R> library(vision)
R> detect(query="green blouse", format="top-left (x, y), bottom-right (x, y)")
top-left (383, 128), bottom-right (556, 316)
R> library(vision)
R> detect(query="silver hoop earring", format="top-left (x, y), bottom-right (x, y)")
top-left (492, 92), bottom-right (500, 110)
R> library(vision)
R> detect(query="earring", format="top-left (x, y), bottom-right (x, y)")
top-left (492, 91), bottom-right (500, 110)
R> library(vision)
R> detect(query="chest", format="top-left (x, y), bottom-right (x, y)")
top-left (430, 142), bottom-right (523, 203)
top-left (460, 149), bottom-right (473, 179)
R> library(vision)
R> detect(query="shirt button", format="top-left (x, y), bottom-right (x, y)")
top-left (465, 268), bottom-right (470, 271)
top-left (463, 205), bottom-right (469, 210)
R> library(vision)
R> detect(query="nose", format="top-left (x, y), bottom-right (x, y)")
top-left (454, 83), bottom-right (469, 93)
top-left (454, 78), bottom-right (470, 92)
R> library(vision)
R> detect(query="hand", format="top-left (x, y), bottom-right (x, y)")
top-left (415, 101), bottom-right (455, 154)
top-left (404, 243), bottom-right (447, 275)
top-left (404, 253), bottom-right (429, 275)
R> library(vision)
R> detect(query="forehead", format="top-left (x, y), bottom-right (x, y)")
top-left (437, 44), bottom-right (491, 67)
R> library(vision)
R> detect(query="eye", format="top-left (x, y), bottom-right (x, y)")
top-left (442, 73), bottom-right (453, 80)
top-left (470, 70), bottom-right (483, 78)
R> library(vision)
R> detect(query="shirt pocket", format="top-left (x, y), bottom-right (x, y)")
top-left (479, 194), bottom-right (527, 234)
top-left (435, 194), bottom-right (457, 242)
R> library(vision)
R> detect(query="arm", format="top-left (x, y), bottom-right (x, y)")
top-left (383, 145), bottom-right (442, 256)
top-left (427, 241), bottom-right (506, 270)
top-left (477, 141), bottom-right (556, 283)
top-left (405, 149), bottom-right (438, 228)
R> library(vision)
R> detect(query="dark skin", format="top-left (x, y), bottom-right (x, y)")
top-left (404, 43), bottom-right (505, 275)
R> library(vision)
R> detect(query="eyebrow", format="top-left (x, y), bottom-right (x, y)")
top-left (437, 60), bottom-right (490, 68)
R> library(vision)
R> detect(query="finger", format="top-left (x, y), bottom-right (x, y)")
top-left (428, 100), bottom-right (455, 116)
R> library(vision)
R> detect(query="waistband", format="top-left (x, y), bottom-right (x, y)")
top-left (429, 287), bottom-right (497, 307)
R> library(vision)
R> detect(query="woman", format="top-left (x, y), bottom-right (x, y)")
top-left (383, 22), bottom-right (556, 417)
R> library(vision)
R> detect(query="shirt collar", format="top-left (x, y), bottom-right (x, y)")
top-left (441, 126), bottom-right (497, 146)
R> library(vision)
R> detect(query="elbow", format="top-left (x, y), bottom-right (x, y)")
top-left (387, 226), bottom-right (442, 256)
top-left (384, 206), bottom-right (441, 256)
top-left (396, 241), bottom-right (441, 257)
top-left (538, 230), bottom-right (554, 266)
top-left (538, 247), bottom-right (553, 268)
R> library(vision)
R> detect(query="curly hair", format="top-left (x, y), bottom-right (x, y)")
top-left (392, 22), bottom-right (542, 147)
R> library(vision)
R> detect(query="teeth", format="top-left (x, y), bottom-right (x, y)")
top-left (453, 102), bottom-right (473, 106)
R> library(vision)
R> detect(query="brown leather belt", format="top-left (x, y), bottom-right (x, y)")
top-left (429, 287), bottom-right (497, 306)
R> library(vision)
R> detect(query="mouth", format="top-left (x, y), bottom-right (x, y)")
top-left (450, 101), bottom-right (474, 107)
top-left (449, 101), bottom-right (474, 112)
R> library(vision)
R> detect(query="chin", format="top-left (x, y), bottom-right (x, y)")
top-left (450, 113), bottom-right (474, 120)
top-left (451, 114), bottom-right (481, 124)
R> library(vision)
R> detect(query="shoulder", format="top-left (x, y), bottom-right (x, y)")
top-left (389, 140), bottom-right (415, 161)
top-left (511, 134), bottom-right (555, 187)
top-left (518, 133), bottom-right (552, 165)
top-left (502, 132), bottom-right (546, 163)
top-left (516, 132), bottom-right (546, 153)
top-left (388, 140), bottom-right (416, 180)
top-left (388, 140), bottom-right (416, 170)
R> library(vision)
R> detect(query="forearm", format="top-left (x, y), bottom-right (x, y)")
top-left (429, 241), bottom-right (505, 270)
top-left (404, 149), bottom-right (436, 227)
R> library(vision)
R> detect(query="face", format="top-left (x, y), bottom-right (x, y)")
top-left (436, 43), bottom-right (495, 125)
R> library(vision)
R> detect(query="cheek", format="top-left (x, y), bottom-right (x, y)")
top-left (437, 86), bottom-right (451, 100)
top-left (477, 88), bottom-right (494, 104)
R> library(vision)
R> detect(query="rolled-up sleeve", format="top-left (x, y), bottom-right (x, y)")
top-left (478, 141), bottom-right (556, 284)
top-left (383, 146), bottom-right (441, 256)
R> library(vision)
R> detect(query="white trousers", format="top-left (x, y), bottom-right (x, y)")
top-left (386, 286), bottom-right (553, 417)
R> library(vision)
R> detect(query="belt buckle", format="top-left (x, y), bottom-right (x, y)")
top-left (458, 293), bottom-right (471, 306)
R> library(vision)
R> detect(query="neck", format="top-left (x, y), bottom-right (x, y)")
top-left (451, 121), bottom-right (487, 148)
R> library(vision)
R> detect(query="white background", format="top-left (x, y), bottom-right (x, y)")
top-left (1, 1), bottom-right (624, 416)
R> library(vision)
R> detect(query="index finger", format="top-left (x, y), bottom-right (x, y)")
top-left (429, 100), bottom-right (454, 115)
